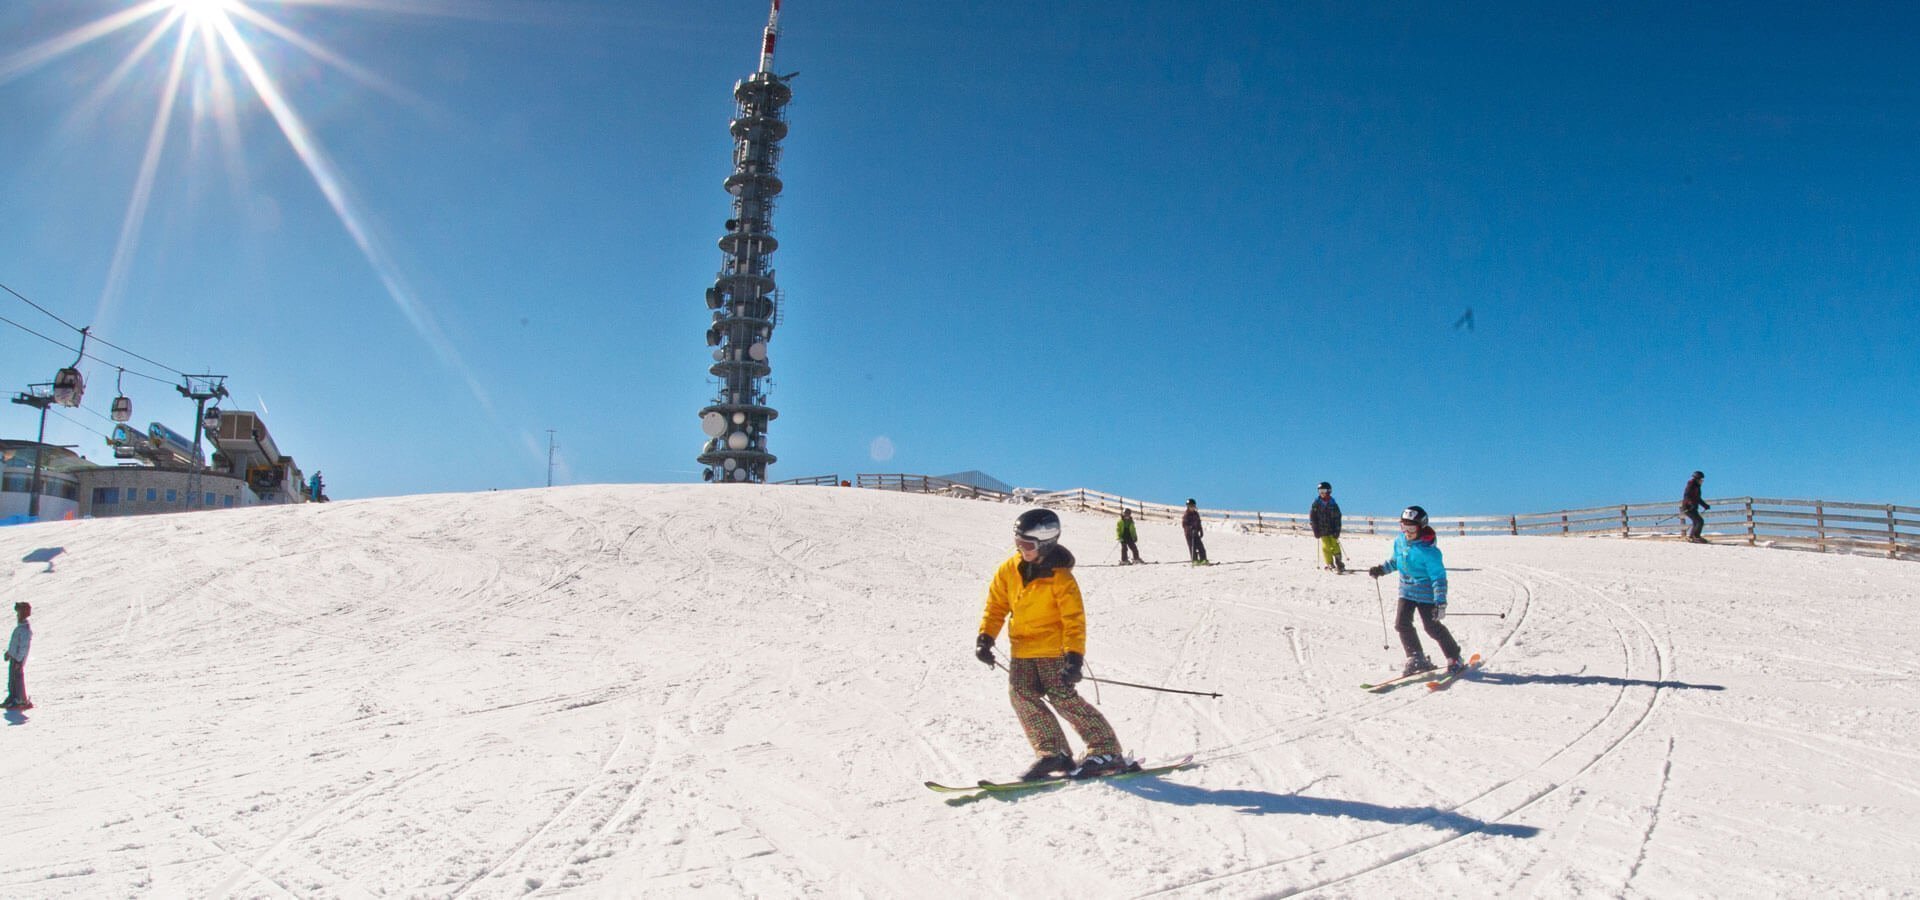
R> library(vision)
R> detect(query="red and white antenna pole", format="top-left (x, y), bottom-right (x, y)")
top-left (757, 0), bottom-right (781, 73)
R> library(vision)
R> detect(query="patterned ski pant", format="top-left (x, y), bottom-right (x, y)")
top-left (1007, 656), bottom-right (1121, 759)
top-left (1318, 535), bottom-right (1344, 567)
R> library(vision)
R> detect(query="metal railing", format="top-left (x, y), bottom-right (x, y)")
top-left (774, 474), bottom-right (842, 487)
top-left (855, 473), bottom-right (1014, 502)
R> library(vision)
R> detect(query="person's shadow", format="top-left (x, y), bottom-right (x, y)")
top-left (947, 775), bottom-right (1538, 839)
top-left (1466, 671), bottom-right (1724, 691)
top-left (4, 708), bottom-right (26, 725)
top-left (1118, 780), bottom-right (1540, 837)
top-left (22, 546), bottom-right (63, 573)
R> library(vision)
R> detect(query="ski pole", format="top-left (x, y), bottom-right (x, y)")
top-left (1447, 611), bottom-right (1506, 618)
top-left (1372, 578), bottom-right (1390, 649)
top-left (993, 661), bottom-right (1221, 698)
top-left (1083, 675), bottom-right (1222, 698)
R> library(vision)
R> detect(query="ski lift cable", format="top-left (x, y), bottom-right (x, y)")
top-left (1, 280), bottom-right (190, 376)
top-left (0, 280), bottom-right (83, 332)
top-left (45, 406), bottom-right (113, 441)
top-left (0, 313), bottom-right (178, 386)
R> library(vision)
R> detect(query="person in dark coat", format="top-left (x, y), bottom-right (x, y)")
top-left (1680, 471), bottom-right (1710, 543)
top-left (4, 601), bottom-right (31, 710)
top-left (1309, 481), bottom-right (1345, 572)
top-left (1181, 499), bottom-right (1209, 564)
top-left (1115, 508), bottom-right (1143, 565)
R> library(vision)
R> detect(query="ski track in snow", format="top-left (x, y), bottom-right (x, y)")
top-left (2, 486), bottom-right (1918, 897)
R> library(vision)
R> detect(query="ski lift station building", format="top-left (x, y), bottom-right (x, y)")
top-left (1, 409), bottom-right (313, 524)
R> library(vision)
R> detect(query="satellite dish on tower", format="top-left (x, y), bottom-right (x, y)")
top-left (701, 412), bottom-right (727, 437)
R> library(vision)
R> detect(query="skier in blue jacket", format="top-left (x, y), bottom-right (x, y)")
top-left (1368, 506), bottom-right (1465, 677)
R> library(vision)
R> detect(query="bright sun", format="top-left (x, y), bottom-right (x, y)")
top-left (173, 0), bottom-right (236, 27)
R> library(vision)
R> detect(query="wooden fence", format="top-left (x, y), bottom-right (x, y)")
top-left (774, 476), bottom-right (1918, 561)
top-left (1031, 488), bottom-right (1920, 561)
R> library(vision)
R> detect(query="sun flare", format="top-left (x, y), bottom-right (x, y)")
top-left (172, 0), bottom-right (236, 28)
top-left (0, 0), bottom-right (505, 422)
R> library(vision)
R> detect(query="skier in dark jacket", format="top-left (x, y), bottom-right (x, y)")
top-left (1368, 506), bottom-right (1465, 677)
top-left (4, 601), bottom-right (30, 710)
top-left (1115, 508), bottom-right (1142, 565)
top-left (1180, 499), bottom-right (1208, 564)
top-left (1309, 481), bottom-right (1345, 572)
top-left (1680, 471), bottom-right (1709, 543)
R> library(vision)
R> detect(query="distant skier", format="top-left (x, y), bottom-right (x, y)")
top-left (4, 601), bottom-right (31, 710)
top-left (1310, 481), bottom-right (1345, 572)
top-left (1368, 506), bottom-right (1466, 677)
top-left (975, 509), bottom-right (1130, 780)
top-left (1115, 508), bottom-right (1143, 565)
top-left (1181, 499), bottom-right (1209, 565)
top-left (1680, 471), bottom-right (1710, 543)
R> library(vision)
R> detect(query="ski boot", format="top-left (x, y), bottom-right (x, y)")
top-left (1069, 753), bottom-right (1133, 779)
top-left (1020, 753), bottom-right (1073, 781)
top-left (1445, 656), bottom-right (1469, 675)
top-left (1401, 654), bottom-right (1436, 678)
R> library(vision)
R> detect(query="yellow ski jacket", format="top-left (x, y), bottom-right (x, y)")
top-left (978, 546), bottom-right (1086, 658)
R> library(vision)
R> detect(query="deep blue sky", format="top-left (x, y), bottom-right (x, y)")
top-left (1, 1), bottom-right (1914, 517)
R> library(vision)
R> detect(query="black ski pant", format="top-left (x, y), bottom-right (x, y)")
top-left (4, 659), bottom-right (24, 707)
top-left (1119, 540), bottom-right (1141, 563)
top-left (1683, 508), bottom-right (1705, 540)
top-left (1395, 599), bottom-right (1460, 662)
top-left (1185, 532), bottom-right (1207, 563)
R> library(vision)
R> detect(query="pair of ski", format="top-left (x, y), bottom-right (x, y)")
top-left (1361, 653), bottom-right (1482, 693)
top-left (925, 754), bottom-right (1196, 795)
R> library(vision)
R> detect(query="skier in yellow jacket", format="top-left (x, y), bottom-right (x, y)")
top-left (976, 509), bottom-right (1130, 780)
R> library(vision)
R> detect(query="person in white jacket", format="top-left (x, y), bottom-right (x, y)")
top-left (4, 601), bottom-right (30, 710)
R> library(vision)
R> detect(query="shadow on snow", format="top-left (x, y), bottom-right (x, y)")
top-left (1119, 780), bottom-right (1540, 837)
top-left (1466, 671), bottom-right (1725, 691)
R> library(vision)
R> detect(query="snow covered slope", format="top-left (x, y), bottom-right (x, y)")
top-left (2, 484), bottom-right (1916, 897)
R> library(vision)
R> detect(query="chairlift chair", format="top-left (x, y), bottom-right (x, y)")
top-left (53, 326), bottom-right (90, 407)
top-left (52, 367), bottom-right (85, 407)
top-left (110, 368), bottom-right (132, 422)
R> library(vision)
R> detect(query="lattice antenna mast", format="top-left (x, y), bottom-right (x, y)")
top-left (698, 0), bottom-right (792, 484)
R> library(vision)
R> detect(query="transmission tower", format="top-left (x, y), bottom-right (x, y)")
top-left (698, 0), bottom-right (793, 484)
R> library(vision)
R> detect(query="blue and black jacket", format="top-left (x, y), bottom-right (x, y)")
top-left (1379, 528), bottom-right (1448, 605)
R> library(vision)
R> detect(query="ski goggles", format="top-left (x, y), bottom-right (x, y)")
top-left (1014, 537), bottom-right (1041, 552)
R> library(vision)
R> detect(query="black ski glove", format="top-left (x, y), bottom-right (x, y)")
top-left (1368, 565), bottom-right (1386, 579)
top-left (1061, 651), bottom-right (1084, 685)
top-left (975, 634), bottom-right (996, 668)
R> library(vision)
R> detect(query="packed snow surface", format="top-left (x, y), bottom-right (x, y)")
top-left (2, 484), bottom-right (1917, 897)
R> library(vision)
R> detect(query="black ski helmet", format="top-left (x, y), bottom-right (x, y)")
top-left (1400, 505), bottom-right (1429, 527)
top-left (1692, 471), bottom-right (1704, 480)
top-left (1317, 481), bottom-right (1332, 491)
top-left (1014, 508), bottom-right (1062, 553)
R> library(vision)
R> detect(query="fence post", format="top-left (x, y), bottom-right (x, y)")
top-left (1891, 505), bottom-right (1899, 559)
top-left (1816, 501), bottom-right (1826, 553)
top-left (1509, 515), bottom-right (1517, 535)
top-left (1621, 505), bottom-right (1629, 538)
top-left (1561, 513), bottom-right (1568, 536)
top-left (1745, 498), bottom-right (1755, 546)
